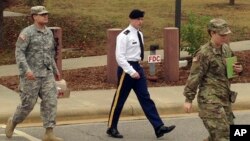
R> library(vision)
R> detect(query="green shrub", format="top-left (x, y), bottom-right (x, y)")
top-left (3, 16), bottom-right (31, 49)
top-left (181, 13), bottom-right (211, 56)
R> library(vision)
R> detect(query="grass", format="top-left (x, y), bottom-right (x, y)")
top-left (44, 0), bottom-right (250, 41)
top-left (1, 0), bottom-right (250, 65)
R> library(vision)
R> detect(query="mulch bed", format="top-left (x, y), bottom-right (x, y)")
top-left (0, 50), bottom-right (250, 92)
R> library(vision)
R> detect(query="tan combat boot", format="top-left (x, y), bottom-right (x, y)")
top-left (5, 117), bottom-right (17, 138)
top-left (42, 128), bottom-right (63, 141)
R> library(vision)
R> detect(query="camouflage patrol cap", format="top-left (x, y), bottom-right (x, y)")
top-left (30, 6), bottom-right (49, 15)
top-left (207, 18), bottom-right (232, 35)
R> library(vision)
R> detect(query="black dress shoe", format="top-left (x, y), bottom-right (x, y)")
top-left (155, 125), bottom-right (176, 138)
top-left (106, 128), bottom-right (123, 138)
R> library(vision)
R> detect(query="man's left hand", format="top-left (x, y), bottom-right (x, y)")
top-left (55, 72), bottom-right (61, 81)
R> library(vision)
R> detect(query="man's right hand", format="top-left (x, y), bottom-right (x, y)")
top-left (25, 71), bottom-right (36, 80)
top-left (184, 102), bottom-right (192, 113)
top-left (131, 72), bottom-right (140, 79)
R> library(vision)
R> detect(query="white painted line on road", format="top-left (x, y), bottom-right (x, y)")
top-left (15, 130), bottom-right (41, 141)
top-left (1, 124), bottom-right (41, 141)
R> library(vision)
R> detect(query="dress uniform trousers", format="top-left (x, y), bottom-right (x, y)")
top-left (108, 61), bottom-right (164, 130)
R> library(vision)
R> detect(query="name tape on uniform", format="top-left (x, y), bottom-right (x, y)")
top-left (148, 55), bottom-right (161, 63)
top-left (230, 125), bottom-right (250, 141)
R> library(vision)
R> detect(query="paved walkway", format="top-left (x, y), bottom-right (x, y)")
top-left (1, 40), bottom-right (250, 77)
top-left (3, 11), bottom-right (26, 17)
top-left (0, 40), bottom-right (250, 124)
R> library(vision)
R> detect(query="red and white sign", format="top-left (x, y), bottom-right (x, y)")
top-left (148, 55), bottom-right (161, 63)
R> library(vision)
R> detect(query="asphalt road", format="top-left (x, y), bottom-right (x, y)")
top-left (1, 110), bottom-right (250, 141)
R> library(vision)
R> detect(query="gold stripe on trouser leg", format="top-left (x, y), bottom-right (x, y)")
top-left (108, 72), bottom-right (126, 128)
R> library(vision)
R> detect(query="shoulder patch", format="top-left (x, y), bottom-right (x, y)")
top-left (192, 56), bottom-right (200, 62)
top-left (18, 34), bottom-right (26, 41)
top-left (123, 30), bottom-right (130, 35)
top-left (192, 53), bottom-right (201, 62)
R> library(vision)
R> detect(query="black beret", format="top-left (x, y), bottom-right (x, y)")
top-left (129, 9), bottom-right (145, 19)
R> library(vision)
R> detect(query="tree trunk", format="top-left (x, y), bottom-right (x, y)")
top-left (0, 1), bottom-right (4, 49)
top-left (229, 0), bottom-right (235, 5)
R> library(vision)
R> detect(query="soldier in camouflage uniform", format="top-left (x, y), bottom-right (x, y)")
top-left (5, 6), bottom-right (63, 141)
top-left (183, 18), bottom-right (243, 141)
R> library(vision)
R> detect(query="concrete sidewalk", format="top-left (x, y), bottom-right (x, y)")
top-left (1, 83), bottom-right (250, 124)
top-left (0, 40), bottom-right (250, 124)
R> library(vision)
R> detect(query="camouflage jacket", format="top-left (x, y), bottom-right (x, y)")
top-left (15, 24), bottom-right (58, 77)
top-left (183, 41), bottom-right (234, 106)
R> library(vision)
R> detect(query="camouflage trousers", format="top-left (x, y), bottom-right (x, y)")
top-left (12, 73), bottom-right (57, 128)
top-left (199, 103), bottom-right (234, 141)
